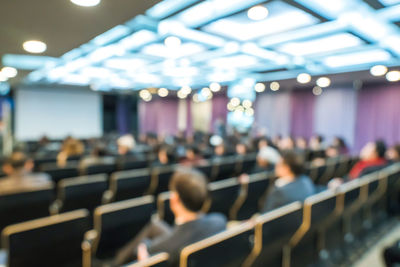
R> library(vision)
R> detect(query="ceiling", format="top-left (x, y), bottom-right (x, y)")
top-left (2, 0), bottom-right (400, 91)
top-left (0, 0), bottom-right (161, 83)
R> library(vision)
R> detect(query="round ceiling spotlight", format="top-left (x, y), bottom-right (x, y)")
top-left (164, 36), bottom-right (181, 48)
top-left (158, 88), bottom-right (169, 97)
top-left (370, 65), bottom-right (388, 77)
top-left (270, 81), bottom-right (280, 91)
top-left (1, 67), bottom-right (18, 78)
top-left (254, 83), bottom-right (266, 92)
top-left (297, 73), bottom-right (311, 84)
top-left (386, 70), bottom-right (400, 82)
top-left (316, 77), bottom-right (331, 88)
top-left (139, 89), bottom-right (152, 102)
top-left (248, 5), bottom-right (269, 21)
top-left (312, 86), bottom-right (323, 96)
top-left (0, 73), bottom-right (8, 82)
top-left (210, 82), bottom-right (221, 92)
top-left (23, 40), bottom-right (47, 54)
top-left (70, 0), bottom-right (101, 7)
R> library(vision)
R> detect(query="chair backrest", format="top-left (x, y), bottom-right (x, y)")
top-left (214, 157), bottom-right (237, 180)
top-left (118, 156), bottom-right (148, 171)
top-left (205, 178), bottom-right (240, 219)
top-left (57, 174), bottom-right (108, 213)
top-left (125, 253), bottom-right (169, 267)
top-left (180, 222), bottom-right (254, 267)
top-left (236, 172), bottom-right (271, 221)
top-left (2, 209), bottom-right (90, 267)
top-left (195, 163), bottom-right (214, 180)
top-left (150, 165), bottom-right (176, 195)
top-left (0, 186), bottom-right (54, 235)
top-left (157, 192), bottom-right (174, 225)
top-left (41, 162), bottom-right (80, 183)
top-left (93, 196), bottom-right (155, 259)
top-left (85, 162), bottom-right (116, 175)
top-left (110, 168), bottom-right (151, 202)
top-left (247, 202), bottom-right (303, 267)
top-left (386, 163), bottom-right (400, 197)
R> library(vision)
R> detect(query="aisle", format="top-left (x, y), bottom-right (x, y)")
top-left (353, 220), bottom-right (400, 267)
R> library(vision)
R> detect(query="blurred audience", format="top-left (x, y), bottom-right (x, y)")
top-left (0, 152), bottom-right (51, 194)
top-left (57, 138), bottom-right (84, 167)
top-left (251, 146), bottom-right (281, 174)
top-left (79, 144), bottom-right (115, 171)
top-left (262, 151), bottom-right (316, 212)
top-left (117, 134), bottom-right (136, 156)
top-left (349, 140), bottom-right (387, 179)
top-left (114, 168), bottom-right (226, 266)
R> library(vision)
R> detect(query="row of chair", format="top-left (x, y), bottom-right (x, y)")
top-left (0, 155), bottom-right (353, 238)
top-left (2, 163), bottom-right (397, 267)
top-left (178, 163), bottom-right (400, 267)
top-left (38, 154), bottom-right (257, 184)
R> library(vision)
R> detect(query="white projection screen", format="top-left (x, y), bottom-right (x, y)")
top-left (15, 87), bottom-right (103, 141)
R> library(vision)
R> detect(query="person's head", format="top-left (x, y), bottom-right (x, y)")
top-left (360, 140), bottom-right (386, 160)
top-left (309, 135), bottom-right (324, 150)
top-left (326, 146), bottom-right (339, 158)
top-left (257, 147), bottom-right (281, 167)
top-left (386, 144), bottom-right (400, 161)
top-left (257, 138), bottom-right (269, 150)
top-left (235, 143), bottom-right (247, 155)
top-left (275, 151), bottom-right (304, 178)
top-left (295, 137), bottom-right (307, 150)
top-left (214, 144), bottom-right (225, 156)
top-left (3, 152), bottom-right (34, 175)
top-left (333, 137), bottom-right (346, 149)
top-left (169, 168), bottom-right (209, 217)
top-left (185, 146), bottom-right (200, 160)
top-left (117, 134), bottom-right (135, 155)
top-left (158, 145), bottom-right (172, 164)
top-left (61, 138), bottom-right (84, 157)
top-left (279, 137), bottom-right (295, 151)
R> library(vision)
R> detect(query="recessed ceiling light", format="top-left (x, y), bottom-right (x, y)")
top-left (270, 82), bottom-right (280, 91)
top-left (316, 77), bottom-right (331, 88)
top-left (70, 0), bottom-right (101, 7)
top-left (158, 88), bottom-right (169, 97)
top-left (254, 83), bottom-right (266, 92)
top-left (164, 36), bottom-right (181, 48)
top-left (1, 67), bottom-right (17, 78)
top-left (386, 70), bottom-right (400, 82)
top-left (297, 73), bottom-right (311, 84)
top-left (370, 65), bottom-right (388, 76)
top-left (210, 82), bottom-right (221, 92)
top-left (0, 72), bottom-right (8, 82)
top-left (312, 86), bottom-right (323, 96)
top-left (23, 40), bottom-right (47, 54)
top-left (247, 5), bottom-right (269, 21)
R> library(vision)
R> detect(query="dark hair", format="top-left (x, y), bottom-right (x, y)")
top-left (169, 168), bottom-right (208, 212)
top-left (281, 151), bottom-right (304, 176)
top-left (375, 140), bottom-right (386, 158)
top-left (393, 145), bottom-right (400, 158)
top-left (5, 152), bottom-right (29, 170)
top-left (315, 135), bottom-right (324, 143)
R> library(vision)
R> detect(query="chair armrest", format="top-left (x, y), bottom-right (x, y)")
top-left (102, 190), bottom-right (114, 204)
top-left (82, 230), bottom-right (98, 267)
top-left (49, 199), bottom-right (63, 215)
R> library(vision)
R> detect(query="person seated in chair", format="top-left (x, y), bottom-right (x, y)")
top-left (262, 151), bottom-right (316, 213)
top-left (349, 140), bottom-right (387, 179)
top-left (0, 151), bottom-right (52, 194)
top-left (114, 168), bottom-right (226, 267)
top-left (250, 146), bottom-right (281, 174)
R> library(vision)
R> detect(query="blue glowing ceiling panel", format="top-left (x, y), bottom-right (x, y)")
top-left (21, 0), bottom-right (400, 90)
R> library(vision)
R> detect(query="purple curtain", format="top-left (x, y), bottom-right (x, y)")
top-left (139, 98), bottom-right (179, 136)
top-left (354, 84), bottom-right (400, 151)
top-left (116, 96), bottom-right (131, 135)
top-left (186, 100), bottom-right (193, 136)
top-left (210, 93), bottom-right (229, 130)
top-left (290, 90), bottom-right (315, 139)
